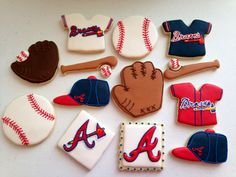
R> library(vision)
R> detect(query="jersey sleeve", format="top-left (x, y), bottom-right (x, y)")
top-left (93, 15), bottom-right (113, 32)
top-left (204, 84), bottom-right (223, 101)
top-left (170, 83), bottom-right (193, 98)
top-left (162, 21), bottom-right (172, 32)
top-left (61, 14), bottom-right (69, 29)
top-left (196, 20), bottom-right (212, 34)
top-left (61, 14), bottom-right (86, 30)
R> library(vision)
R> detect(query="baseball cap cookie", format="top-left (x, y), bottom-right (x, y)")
top-left (54, 76), bottom-right (110, 107)
top-left (172, 129), bottom-right (228, 164)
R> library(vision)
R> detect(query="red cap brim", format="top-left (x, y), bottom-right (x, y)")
top-left (53, 95), bottom-right (81, 106)
top-left (172, 147), bottom-right (200, 161)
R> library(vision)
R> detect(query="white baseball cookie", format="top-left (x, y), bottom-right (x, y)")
top-left (112, 16), bottom-right (158, 59)
top-left (2, 94), bottom-right (56, 146)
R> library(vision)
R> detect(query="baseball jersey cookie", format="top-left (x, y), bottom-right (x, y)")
top-left (58, 110), bottom-right (115, 170)
top-left (112, 16), bottom-right (158, 59)
top-left (53, 76), bottom-right (110, 107)
top-left (112, 61), bottom-right (164, 118)
top-left (170, 83), bottom-right (223, 126)
top-left (172, 129), bottom-right (228, 164)
top-left (11, 41), bottom-right (59, 83)
top-left (1, 94), bottom-right (56, 146)
top-left (61, 14), bottom-right (113, 53)
top-left (119, 122), bottom-right (164, 171)
top-left (162, 19), bottom-right (212, 57)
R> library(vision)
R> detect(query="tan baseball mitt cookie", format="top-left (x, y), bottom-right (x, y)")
top-left (11, 40), bottom-right (59, 83)
top-left (112, 61), bottom-right (164, 118)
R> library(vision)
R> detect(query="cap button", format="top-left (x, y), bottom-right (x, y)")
top-left (205, 129), bottom-right (215, 133)
top-left (87, 76), bottom-right (97, 80)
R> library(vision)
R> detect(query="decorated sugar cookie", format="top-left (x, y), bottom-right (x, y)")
top-left (164, 58), bottom-right (220, 80)
top-left (112, 61), bottom-right (164, 117)
top-left (119, 122), bottom-right (164, 171)
top-left (61, 14), bottom-right (113, 53)
top-left (170, 83), bottom-right (223, 126)
top-left (1, 94), bottom-right (56, 146)
top-left (11, 41), bottom-right (59, 83)
top-left (58, 110), bottom-right (115, 170)
top-left (60, 56), bottom-right (118, 78)
top-left (162, 19), bottom-right (212, 57)
top-left (112, 16), bottom-right (158, 59)
top-left (172, 129), bottom-right (228, 164)
top-left (53, 76), bottom-right (110, 107)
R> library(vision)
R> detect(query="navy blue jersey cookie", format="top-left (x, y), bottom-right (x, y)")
top-left (162, 19), bottom-right (212, 57)
top-left (53, 76), bottom-right (110, 107)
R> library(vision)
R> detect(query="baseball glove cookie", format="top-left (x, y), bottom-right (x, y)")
top-left (112, 61), bottom-right (164, 118)
top-left (11, 40), bottom-right (59, 83)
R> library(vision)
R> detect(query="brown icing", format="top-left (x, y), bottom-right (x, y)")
top-left (11, 40), bottom-right (59, 83)
top-left (112, 61), bottom-right (164, 118)
top-left (164, 60), bottom-right (220, 80)
top-left (60, 56), bottom-right (117, 74)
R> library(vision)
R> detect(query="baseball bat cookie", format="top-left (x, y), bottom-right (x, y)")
top-left (112, 16), bottom-right (158, 59)
top-left (1, 94), bottom-right (56, 146)
top-left (164, 58), bottom-right (220, 80)
top-left (61, 56), bottom-right (118, 78)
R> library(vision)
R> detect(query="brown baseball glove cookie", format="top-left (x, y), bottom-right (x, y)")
top-left (11, 40), bottom-right (59, 83)
top-left (112, 61), bottom-right (164, 118)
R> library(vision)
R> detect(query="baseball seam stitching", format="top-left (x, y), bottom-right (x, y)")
top-left (171, 59), bottom-right (180, 69)
top-left (2, 117), bottom-right (29, 145)
top-left (116, 21), bottom-right (125, 53)
top-left (27, 94), bottom-right (55, 121)
top-left (142, 18), bottom-right (152, 52)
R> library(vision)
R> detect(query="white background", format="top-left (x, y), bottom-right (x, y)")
top-left (0, 0), bottom-right (236, 177)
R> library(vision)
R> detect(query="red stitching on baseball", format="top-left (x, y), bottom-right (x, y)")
top-left (171, 59), bottom-right (180, 69)
top-left (116, 21), bottom-right (125, 53)
top-left (27, 94), bottom-right (55, 121)
top-left (142, 18), bottom-right (152, 52)
top-left (21, 51), bottom-right (28, 58)
top-left (2, 117), bottom-right (29, 145)
top-left (16, 55), bottom-right (24, 62)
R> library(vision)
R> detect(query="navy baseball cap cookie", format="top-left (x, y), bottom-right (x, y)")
top-left (53, 76), bottom-right (110, 107)
top-left (172, 129), bottom-right (228, 164)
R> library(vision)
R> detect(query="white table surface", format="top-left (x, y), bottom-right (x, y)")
top-left (1, 0), bottom-right (236, 177)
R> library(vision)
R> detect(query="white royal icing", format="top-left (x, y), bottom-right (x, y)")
top-left (58, 110), bottom-right (115, 170)
top-left (62, 14), bottom-right (113, 53)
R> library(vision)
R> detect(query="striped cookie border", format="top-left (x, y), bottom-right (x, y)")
top-left (118, 122), bottom-right (165, 172)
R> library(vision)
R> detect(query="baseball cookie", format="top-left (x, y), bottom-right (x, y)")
top-left (162, 19), bottom-right (212, 57)
top-left (170, 83), bottom-right (223, 126)
top-left (119, 122), bottom-right (164, 171)
top-left (11, 40), bottom-right (59, 83)
top-left (112, 61), bottom-right (164, 118)
top-left (54, 76), bottom-right (110, 107)
top-left (2, 94), bottom-right (56, 146)
top-left (58, 110), bottom-right (115, 170)
top-left (172, 129), bottom-right (228, 164)
top-left (61, 14), bottom-right (113, 53)
top-left (112, 16), bottom-right (158, 59)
